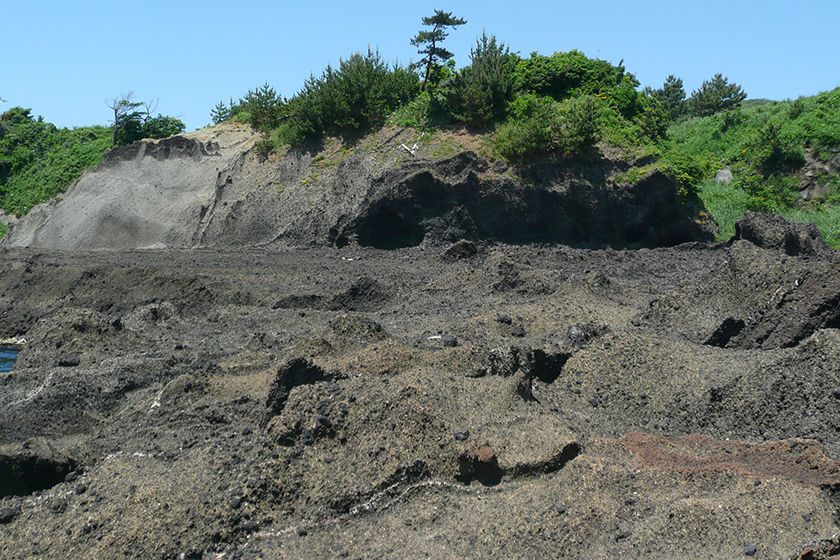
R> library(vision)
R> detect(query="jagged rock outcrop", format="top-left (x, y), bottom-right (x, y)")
top-left (733, 211), bottom-right (832, 257)
top-left (3, 124), bottom-right (710, 250)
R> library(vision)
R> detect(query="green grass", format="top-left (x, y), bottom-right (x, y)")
top-left (699, 179), bottom-right (840, 248)
top-left (668, 86), bottom-right (840, 247)
top-left (697, 180), bottom-right (753, 241)
top-left (781, 205), bottom-right (840, 248)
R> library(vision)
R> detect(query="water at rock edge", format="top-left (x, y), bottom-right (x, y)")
top-left (0, 345), bottom-right (20, 373)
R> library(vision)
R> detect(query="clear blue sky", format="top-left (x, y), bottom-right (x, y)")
top-left (3, 0), bottom-right (839, 131)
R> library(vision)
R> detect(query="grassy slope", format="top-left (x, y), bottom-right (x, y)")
top-left (1, 126), bottom-right (112, 217)
top-left (664, 87), bottom-right (840, 245)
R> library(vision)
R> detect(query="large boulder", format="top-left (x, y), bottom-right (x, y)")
top-left (733, 212), bottom-right (831, 257)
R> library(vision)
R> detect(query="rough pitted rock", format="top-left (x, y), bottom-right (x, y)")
top-left (734, 211), bottom-right (832, 257)
top-left (2, 222), bottom-right (840, 558)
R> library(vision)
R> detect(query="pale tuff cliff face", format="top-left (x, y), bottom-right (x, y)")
top-left (4, 123), bottom-right (710, 251)
top-left (4, 123), bottom-right (258, 250)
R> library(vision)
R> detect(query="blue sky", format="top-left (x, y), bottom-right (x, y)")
top-left (3, 0), bottom-right (839, 130)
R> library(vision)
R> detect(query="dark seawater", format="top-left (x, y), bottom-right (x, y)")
top-left (0, 345), bottom-right (20, 373)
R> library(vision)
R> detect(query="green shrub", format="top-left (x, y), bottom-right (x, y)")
top-left (142, 115), bottom-right (186, 139)
top-left (514, 50), bottom-right (643, 118)
top-left (658, 150), bottom-right (705, 197)
top-left (634, 93), bottom-right (669, 141)
top-left (390, 92), bottom-right (433, 128)
top-left (494, 114), bottom-right (552, 162)
top-left (270, 121), bottom-right (309, 147)
top-left (0, 221), bottom-right (6, 241)
top-left (243, 84), bottom-right (284, 132)
top-left (211, 84), bottom-right (284, 132)
top-left (552, 95), bottom-right (599, 153)
top-left (450, 32), bottom-right (518, 128)
top-left (494, 94), bottom-right (599, 162)
top-left (753, 121), bottom-right (805, 175)
top-left (278, 49), bottom-right (420, 145)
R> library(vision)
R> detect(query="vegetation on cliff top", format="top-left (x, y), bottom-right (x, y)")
top-left (207, 10), bottom-right (839, 244)
top-left (1, 9), bottom-right (839, 246)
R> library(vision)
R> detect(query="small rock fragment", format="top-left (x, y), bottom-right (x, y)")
top-left (743, 544), bottom-right (757, 556)
top-left (511, 325), bottom-right (526, 337)
top-left (58, 353), bottom-right (81, 368)
top-left (441, 239), bottom-right (478, 261)
top-left (0, 506), bottom-right (20, 524)
top-left (457, 445), bottom-right (503, 485)
top-left (441, 334), bottom-right (458, 347)
top-left (496, 313), bottom-right (512, 325)
top-left (453, 430), bottom-right (470, 441)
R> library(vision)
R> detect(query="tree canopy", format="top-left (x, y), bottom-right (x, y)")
top-left (687, 74), bottom-right (747, 117)
top-left (410, 10), bottom-right (467, 89)
top-left (107, 94), bottom-right (185, 146)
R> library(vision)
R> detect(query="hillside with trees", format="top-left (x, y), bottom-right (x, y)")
top-left (2, 10), bottom-right (839, 245)
top-left (0, 97), bottom-right (184, 238)
top-left (205, 10), bottom-right (839, 245)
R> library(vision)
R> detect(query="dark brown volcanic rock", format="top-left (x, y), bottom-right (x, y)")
top-left (0, 234), bottom-right (837, 558)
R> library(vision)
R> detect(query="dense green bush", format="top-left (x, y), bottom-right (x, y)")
top-left (220, 50), bottom-right (419, 147)
top-left (514, 50), bottom-right (643, 118)
top-left (494, 94), bottom-right (599, 162)
top-left (753, 121), bottom-right (805, 175)
top-left (108, 96), bottom-right (186, 146)
top-left (493, 95), bottom-right (554, 161)
top-left (211, 84), bottom-right (284, 133)
top-left (450, 33), bottom-right (518, 128)
top-left (141, 115), bottom-right (187, 140)
top-left (635, 93), bottom-right (669, 141)
top-left (296, 50), bottom-right (420, 137)
top-left (0, 108), bottom-right (111, 215)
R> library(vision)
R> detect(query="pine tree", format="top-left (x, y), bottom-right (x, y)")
top-left (655, 75), bottom-right (687, 120)
top-left (410, 10), bottom-right (467, 89)
top-left (456, 33), bottom-right (516, 127)
top-left (211, 101), bottom-right (230, 124)
top-left (687, 74), bottom-right (747, 117)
